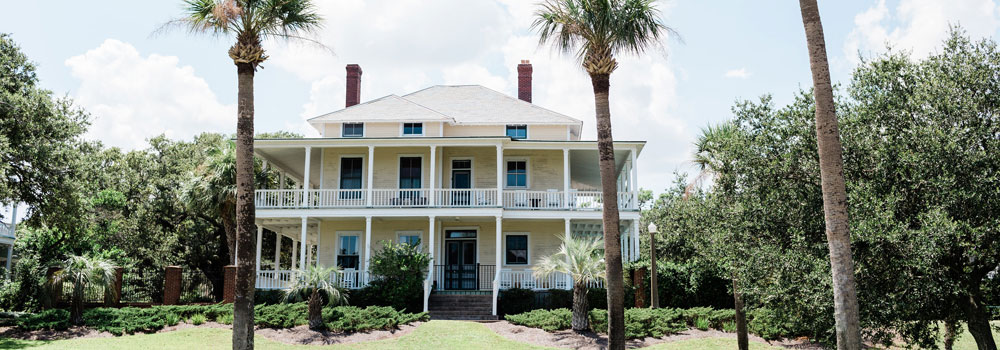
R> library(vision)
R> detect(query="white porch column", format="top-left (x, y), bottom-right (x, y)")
top-left (563, 148), bottom-right (570, 208)
top-left (632, 219), bottom-right (641, 262)
top-left (316, 221), bottom-right (322, 267)
top-left (255, 225), bottom-right (263, 272)
top-left (364, 216), bottom-right (373, 271)
top-left (299, 217), bottom-right (308, 269)
top-left (428, 216), bottom-right (436, 288)
top-left (564, 218), bottom-right (572, 289)
top-left (274, 232), bottom-right (281, 270)
top-left (366, 146), bottom-right (374, 207)
top-left (493, 216), bottom-right (502, 315)
top-left (303, 147), bottom-right (312, 207)
top-left (429, 146), bottom-right (436, 206)
top-left (630, 148), bottom-right (638, 209)
top-left (279, 172), bottom-right (285, 190)
top-left (496, 144), bottom-right (503, 206)
top-left (291, 240), bottom-right (298, 270)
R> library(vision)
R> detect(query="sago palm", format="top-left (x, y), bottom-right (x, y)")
top-left (172, 1), bottom-right (323, 348)
top-left (284, 265), bottom-right (347, 330)
top-left (49, 255), bottom-right (117, 325)
top-left (532, 0), bottom-right (674, 347)
top-left (534, 236), bottom-right (605, 331)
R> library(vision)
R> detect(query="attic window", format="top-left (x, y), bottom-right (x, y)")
top-left (343, 123), bottom-right (364, 137)
top-left (506, 125), bottom-right (527, 139)
top-left (403, 123), bottom-right (423, 136)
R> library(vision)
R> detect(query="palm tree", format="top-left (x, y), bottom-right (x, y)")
top-left (797, 1), bottom-right (862, 349)
top-left (49, 255), bottom-right (117, 325)
top-left (534, 236), bottom-right (606, 332)
top-left (532, 1), bottom-right (674, 347)
top-left (173, 1), bottom-right (323, 348)
top-left (284, 265), bottom-right (347, 330)
top-left (185, 137), bottom-right (238, 265)
top-left (689, 121), bottom-right (747, 350)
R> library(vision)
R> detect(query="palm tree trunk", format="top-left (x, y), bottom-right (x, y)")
top-left (590, 72), bottom-right (625, 350)
top-left (733, 278), bottom-right (748, 350)
top-left (572, 282), bottom-right (590, 331)
top-left (797, 1), bottom-right (862, 349)
top-left (232, 62), bottom-right (257, 350)
top-left (308, 290), bottom-right (323, 330)
top-left (649, 228), bottom-right (659, 308)
top-left (72, 282), bottom-right (84, 325)
top-left (222, 202), bottom-right (237, 265)
top-left (962, 293), bottom-right (998, 350)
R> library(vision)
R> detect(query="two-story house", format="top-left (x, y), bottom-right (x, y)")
top-left (250, 61), bottom-right (644, 318)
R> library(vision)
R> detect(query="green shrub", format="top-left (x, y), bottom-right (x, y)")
top-left (747, 308), bottom-right (795, 340)
top-left (217, 313), bottom-right (233, 325)
top-left (189, 314), bottom-right (206, 325)
top-left (694, 317), bottom-right (710, 331)
top-left (254, 289), bottom-right (286, 306)
top-left (722, 320), bottom-right (737, 332)
top-left (323, 305), bottom-right (428, 332)
top-left (83, 308), bottom-right (174, 335)
top-left (254, 303), bottom-right (307, 328)
top-left (362, 241), bottom-right (431, 313)
top-left (505, 308), bottom-right (572, 331)
top-left (588, 309), bottom-right (607, 333)
top-left (17, 309), bottom-right (70, 331)
top-left (165, 313), bottom-right (180, 327)
top-left (499, 288), bottom-right (536, 316)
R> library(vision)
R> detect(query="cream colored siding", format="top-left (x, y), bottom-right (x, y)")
top-left (320, 147), bottom-right (369, 189)
top-left (372, 147), bottom-right (431, 188)
top-left (528, 125), bottom-right (568, 141)
top-left (424, 122), bottom-right (443, 137)
top-left (364, 122), bottom-right (399, 137)
top-left (440, 146), bottom-right (499, 189)
top-left (502, 220), bottom-right (563, 269)
top-left (443, 124), bottom-right (504, 137)
top-left (503, 149), bottom-right (565, 191)
top-left (323, 123), bottom-right (341, 137)
top-left (317, 219), bottom-right (366, 268)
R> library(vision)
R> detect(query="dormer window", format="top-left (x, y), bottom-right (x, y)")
top-left (343, 123), bottom-right (364, 137)
top-left (403, 122), bottom-right (423, 136)
top-left (506, 124), bottom-right (527, 139)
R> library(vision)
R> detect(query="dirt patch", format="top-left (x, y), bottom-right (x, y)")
top-left (254, 322), bottom-right (422, 345)
top-left (0, 325), bottom-right (112, 341)
top-left (484, 321), bottom-right (823, 349)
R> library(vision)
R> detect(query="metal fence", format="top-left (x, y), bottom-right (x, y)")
top-left (180, 269), bottom-right (217, 303)
top-left (60, 282), bottom-right (105, 304)
top-left (121, 270), bottom-right (163, 303)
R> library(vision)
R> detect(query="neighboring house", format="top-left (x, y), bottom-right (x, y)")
top-left (0, 204), bottom-right (17, 277)
top-left (251, 61), bottom-right (643, 317)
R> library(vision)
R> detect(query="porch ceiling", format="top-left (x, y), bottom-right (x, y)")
top-left (569, 149), bottom-right (631, 190)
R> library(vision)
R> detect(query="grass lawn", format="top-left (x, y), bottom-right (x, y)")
top-left (0, 321), bottom-right (996, 349)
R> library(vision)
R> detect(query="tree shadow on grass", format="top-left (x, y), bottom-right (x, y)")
top-left (0, 338), bottom-right (49, 349)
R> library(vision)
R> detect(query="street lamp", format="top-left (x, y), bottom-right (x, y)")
top-left (647, 222), bottom-right (659, 308)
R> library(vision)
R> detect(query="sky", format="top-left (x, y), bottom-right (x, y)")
top-left (4, 0), bottom-right (1000, 220)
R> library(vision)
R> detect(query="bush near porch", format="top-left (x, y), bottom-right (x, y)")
top-left (14, 303), bottom-right (427, 335)
top-left (505, 306), bottom-right (804, 340)
top-left (498, 286), bottom-right (636, 317)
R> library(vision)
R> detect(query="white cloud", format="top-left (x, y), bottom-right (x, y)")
top-left (65, 39), bottom-right (234, 150)
top-left (845, 0), bottom-right (1000, 63)
top-left (724, 68), bottom-right (751, 79)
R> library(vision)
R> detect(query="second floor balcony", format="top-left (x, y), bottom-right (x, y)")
top-left (254, 188), bottom-right (637, 210)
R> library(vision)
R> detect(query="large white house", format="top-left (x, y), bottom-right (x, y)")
top-left (251, 61), bottom-right (644, 318)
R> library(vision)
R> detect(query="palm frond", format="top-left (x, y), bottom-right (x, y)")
top-left (534, 236), bottom-right (605, 285)
top-left (284, 265), bottom-right (348, 306)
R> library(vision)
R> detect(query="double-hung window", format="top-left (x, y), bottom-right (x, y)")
top-left (399, 157), bottom-right (423, 202)
top-left (336, 235), bottom-right (359, 269)
top-left (505, 234), bottom-right (528, 265)
top-left (339, 157), bottom-right (363, 199)
top-left (402, 122), bottom-right (423, 136)
top-left (342, 123), bottom-right (364, 137)
top-left (505, 124), bottom-right (527, 139)
top-left (505, 160), bottom-right (528, 188)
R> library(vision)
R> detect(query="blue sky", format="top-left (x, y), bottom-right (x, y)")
top-left (3, 0), bottom-right (1000, 222)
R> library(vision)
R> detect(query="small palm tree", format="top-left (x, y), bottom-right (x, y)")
top-left (49, 255), bottom-right (117, 325)
top-left (284, 265), bottom-right (347, 330)
top-left (533, 1), bottom-right (675, 346)
top-left (534, 236), bottom-right (605, 331)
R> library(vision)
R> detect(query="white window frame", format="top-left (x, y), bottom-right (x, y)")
top-left (336, 154), bottom-right (366, 190)
top-left (503, 232), bottom-right (530, 266)
top-left (397, 154), bottom-right (425, 189)
top-left (503, 157), bottom-right (530, 189)
top-left (342, 122), bottom-right (365, 138)
top-left (505, 124), bottom-right (529, 140)
top-left (448, 157), bottom-right (475, 188)
top-left (400, 122), bottom-right (425, 136)
top-left (335, 231), bottom-right (362, 269)
top-left (396, 230), bottom-right (424, 251)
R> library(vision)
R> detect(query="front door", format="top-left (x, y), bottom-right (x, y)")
top-left (444, 230), bottom-right (477, 290)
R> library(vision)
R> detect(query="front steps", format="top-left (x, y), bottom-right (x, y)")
top-left (427, 294), bottom-right (498, 321)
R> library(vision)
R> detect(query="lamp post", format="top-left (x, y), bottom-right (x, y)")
top-left (647, 222), bottom-right (659, 308)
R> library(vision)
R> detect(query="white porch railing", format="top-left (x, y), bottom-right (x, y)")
top-left (254, 189), bottom-right (637, 210)
top-left (497, 270), bottom-right (603, 290)
top-left (255, 269), bottom-right (370, 290)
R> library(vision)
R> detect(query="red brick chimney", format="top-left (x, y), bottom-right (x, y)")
top-left (346, 64), bottom-right (362, 107)
top-left (517, 60), bottom-right (532, 103)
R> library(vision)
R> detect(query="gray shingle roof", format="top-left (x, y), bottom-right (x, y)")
top-left (308, 85), bottom-right (583, 126)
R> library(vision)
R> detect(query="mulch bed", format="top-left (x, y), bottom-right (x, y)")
top-left (483, 321), bottom-right (823, 349)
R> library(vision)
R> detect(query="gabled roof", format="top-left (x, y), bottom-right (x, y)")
top-left (307, 85), bottom-right (583, 126)
top-left (308, 95), bottom-right (452, 123)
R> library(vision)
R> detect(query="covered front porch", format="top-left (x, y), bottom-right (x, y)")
top-left (252, 215), bottom-right (639, 314)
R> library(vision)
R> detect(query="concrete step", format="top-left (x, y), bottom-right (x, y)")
top-left (429, 312), bottom-right (498, 321)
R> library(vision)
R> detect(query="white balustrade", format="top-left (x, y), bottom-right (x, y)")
top-left (434, 188), bottom-right (497, 207)
top-left (498, 269), bottom-right (602, 290)
top-left (255, 270), bottom-right (295, 289)
top-left (256, 269), bottom-right (369, 290)
top-left (309, 189), bottom-right (367, 208)
top-left (370, 189), bottom-right (431, 207)
top-left (255, 189), bottom-right (636, 210)
top-left (502, 190), bottom-right (565, 209)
